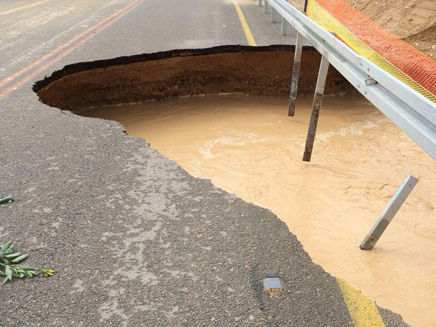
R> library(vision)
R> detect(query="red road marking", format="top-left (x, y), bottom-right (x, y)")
top-left (0, 0), bottom-right (145, 100)
top-left (0, 0), bottom-right (141, 90)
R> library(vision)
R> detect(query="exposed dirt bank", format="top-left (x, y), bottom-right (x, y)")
top-left (346, 0), bottom-right (436, 59)
top-left (290, 0), bottom-right (436, 59)
top-left (35, 45), bottom-right (353, 112)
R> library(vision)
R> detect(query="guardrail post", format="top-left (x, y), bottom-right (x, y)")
top-left (252, 0), bottom-right (436, 161)
top-left (303, 55), bottom-right (329, 162)
top-left (281, 17), bottom-right (288, 35)
top-left (288, 32), bottom-right (304, 116)
top-left (258, 0), bottom-right (262, 7)
top-left (360, 175), bottom-right (419, 250)
top-left (263, 0), bottom-right (269, 14)
top-left (271, 7), bottom-right (278, 23)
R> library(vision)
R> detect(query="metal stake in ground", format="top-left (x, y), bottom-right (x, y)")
top-left (360, 175), bottom-right (419, 250)
top-left (288, 32), bottom-right (304, 116)
top-left (303, 55), bottom-right (329, 162)
top-left (264, 0), bottom-right (269, 14)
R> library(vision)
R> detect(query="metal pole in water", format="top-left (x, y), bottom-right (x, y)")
top-left (303, 55), bottom-right (329, 162)
top-left (264, 0), bottom-right (269, 14)
top-left (288, 32), bottom-right (304, 116)
top-left (360, 175), bottom-right (419, 250)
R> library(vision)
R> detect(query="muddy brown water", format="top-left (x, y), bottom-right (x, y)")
top-left (84, 94), bottom-right (436, 327)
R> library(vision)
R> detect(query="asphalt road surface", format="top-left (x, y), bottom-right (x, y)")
top-left (0, 0), bottom-right (408, 326)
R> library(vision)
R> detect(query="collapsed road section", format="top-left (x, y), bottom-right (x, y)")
top-left (22, 45), bottom-right (409, 326)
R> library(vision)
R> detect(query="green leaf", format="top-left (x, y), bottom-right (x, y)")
top-left (27, 271), bottom-right (39, 277)
top-left (5, 266), bottom-right (12, 280)
top-left (0, 241), bottom-right (12, 252)
top-left (0, 242), bottom-right (41, 285)
top-left (5, 244), bottom-right (14, 254)
top-left (1, 259), bottom-right (11, 265)
top-left (11, 254), bottom-right (28, 263)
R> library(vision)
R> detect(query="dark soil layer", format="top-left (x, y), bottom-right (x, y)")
top-left (35, 45), bottom-right (353, 113)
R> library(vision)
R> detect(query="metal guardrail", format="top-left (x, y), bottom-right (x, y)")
top-left (265, 0), bottom-right (436, 161)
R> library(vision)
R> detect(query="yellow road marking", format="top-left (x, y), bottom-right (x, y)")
top-left (0, 0), bottom-right (54, 17)
top-left (337, 279), bottom-right (386, 327)
top-left (233, 2), bottom-right (256, 46)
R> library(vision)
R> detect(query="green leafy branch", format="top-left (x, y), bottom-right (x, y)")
top-left (0, 241), bottom-right (54, 286)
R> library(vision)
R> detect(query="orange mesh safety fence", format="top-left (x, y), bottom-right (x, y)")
top-left (307, 0), bottom-right (436, 103)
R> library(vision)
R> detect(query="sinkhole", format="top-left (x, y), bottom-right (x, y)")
top-left (34, 45), bottom-right (436, 327)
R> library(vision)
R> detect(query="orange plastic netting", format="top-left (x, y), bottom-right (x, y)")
top-left (307, 0), bottom-right (436, 102)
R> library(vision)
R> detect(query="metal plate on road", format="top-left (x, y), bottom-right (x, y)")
top-left (263, 277), bottom-right (283, 293)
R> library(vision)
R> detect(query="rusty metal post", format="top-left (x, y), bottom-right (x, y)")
top-left (360, 175), bottom-right (419, 250)
top-left (303, 55), bottom-right (329, 162)
top-left (264, 0), bottom-right (269, 14)
top-left (288, 32), bottom-right (304, 116)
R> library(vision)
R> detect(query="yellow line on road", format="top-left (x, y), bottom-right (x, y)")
top-left (0, 0), bottom-right (53, 17)
top-left (234, 2), bottom-right (256, 46)
top-left (337, 279), bottom-right (386, 327)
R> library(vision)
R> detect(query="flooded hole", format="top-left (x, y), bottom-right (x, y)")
top-left (35, 46), bottom-right (436, 327)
